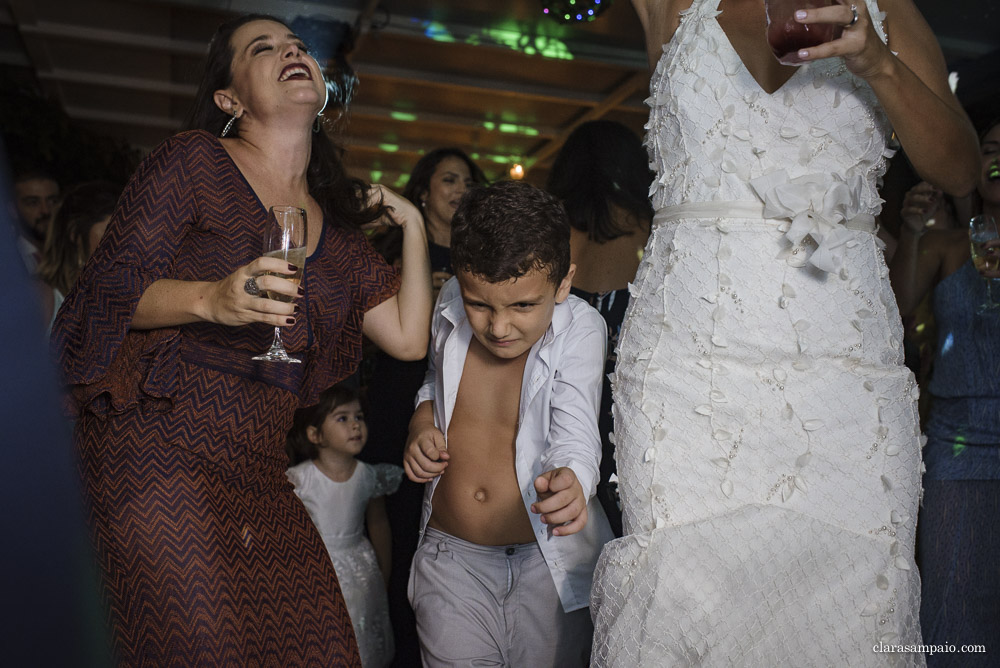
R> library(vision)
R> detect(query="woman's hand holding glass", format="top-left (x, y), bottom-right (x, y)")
top-left (900, 181), bottom-right (946, 235)
top-left (969, 214), bottom-right (1000, 312)
top-left (781, 1), bottom-right (891, 78)
top-left (203, 254), bottom-right (300, 328)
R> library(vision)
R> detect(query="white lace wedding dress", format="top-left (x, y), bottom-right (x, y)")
top-left (590, 1), bottom-right (924, 665)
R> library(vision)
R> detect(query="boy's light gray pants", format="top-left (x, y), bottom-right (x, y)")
top-left (408, 526), bottom-right (593, 667)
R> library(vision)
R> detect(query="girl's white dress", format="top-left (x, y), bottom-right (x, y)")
top-left (590, 1), bottom-right (924, 665)
top-left (287, 460), bottom-right (403, 668)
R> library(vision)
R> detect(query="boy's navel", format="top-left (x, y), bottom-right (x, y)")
top-left (474, 489), bottom-right (488, 502)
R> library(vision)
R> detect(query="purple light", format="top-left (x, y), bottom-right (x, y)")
top-left (543, 7), bottom-right (549, 12)
top-left (576, 13), bottom-right (582, 19)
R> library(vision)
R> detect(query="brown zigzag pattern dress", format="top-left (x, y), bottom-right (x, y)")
top-left (53, 130), bottom-right (399, 667)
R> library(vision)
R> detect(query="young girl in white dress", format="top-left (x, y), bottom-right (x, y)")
top-left (287, 384), bottom-right (403, 668)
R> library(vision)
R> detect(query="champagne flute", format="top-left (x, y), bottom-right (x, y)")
top-left (765, 0), bottom-right (843, 65)
top-left (253, 206), bottom-right (307, 362)
top-left (969, 214), bottom-right (1000, 313)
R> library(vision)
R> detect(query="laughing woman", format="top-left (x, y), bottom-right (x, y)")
top-left (52, 14), bottom-right (431, 666)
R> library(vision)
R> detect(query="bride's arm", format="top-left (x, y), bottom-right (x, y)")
top-left (630, 0), bottom-right (692, 69)
top-left (796, 0), bottom-right (979, 197)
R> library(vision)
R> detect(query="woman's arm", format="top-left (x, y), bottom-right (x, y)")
top-left (365, 495), bottom-right (392, 586)
top-left (363, 186), bottom-right (432, 360)
top-left (131, 256), bottom-right (298, 330)
top-left (631, 0), bottom-right (690, 68)
top-left (888, 182), bottom-right (962, 316)
top-left (798, 0), bottom-right (979, 196)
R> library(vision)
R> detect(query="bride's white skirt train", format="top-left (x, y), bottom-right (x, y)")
top-left (590, 218), bottom-right (925, 667)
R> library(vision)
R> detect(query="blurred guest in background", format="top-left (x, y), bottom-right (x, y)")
top-left (890, 118), bottom-right (1000, 666)
top-left (36, 180), bottom-right (121, 332)
top-left (12, 168), bottom-right (59, 271)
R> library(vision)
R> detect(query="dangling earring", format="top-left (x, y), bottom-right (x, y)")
top-left (221, 112), bottom-right (238, 137)
top-left (313, 114), bottom-right (323, 134)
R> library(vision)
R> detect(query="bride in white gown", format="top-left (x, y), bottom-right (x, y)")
top-left (590, 1), bottom-right (979, 665)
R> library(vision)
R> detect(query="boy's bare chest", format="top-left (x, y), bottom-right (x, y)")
top-left (449, 342), bottom-right (527, 435)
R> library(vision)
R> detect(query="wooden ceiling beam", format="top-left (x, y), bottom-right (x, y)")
top-left (355, 62), bottom-right (644, 111)
top-left (525, 70), bottom-right (649, 170)
top-left (63, 105), bottom-right (181, 130)
top-left (38, 67), bottom-right (198, 96)
top-left (15, 19), bottom-right (206, 56)
top-left (349, 104), bottom-right (559, 140)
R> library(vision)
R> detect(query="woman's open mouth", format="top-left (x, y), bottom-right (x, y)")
top-left (279, 64), bottom-right (312, 82)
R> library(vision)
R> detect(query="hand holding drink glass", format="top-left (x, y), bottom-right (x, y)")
top-left (765, 0), bottom-right (860, 65)
top-left (252, 205), bottom-right (307, 362)
top-left (969, 214), bottom-right (1000, 312)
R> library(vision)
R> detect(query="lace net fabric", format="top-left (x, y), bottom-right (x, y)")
top-left (590, 1), bottom-right (925, 665)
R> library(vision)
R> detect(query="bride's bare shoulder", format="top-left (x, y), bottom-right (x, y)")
top-left (631, 0), bottom-right (696, 65)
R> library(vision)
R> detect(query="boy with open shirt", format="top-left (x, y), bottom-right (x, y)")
top-left (404, 181), bottom-right (613, 666)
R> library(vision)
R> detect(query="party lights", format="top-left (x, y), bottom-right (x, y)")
top-left (541, 0), bottom-right (612, 24)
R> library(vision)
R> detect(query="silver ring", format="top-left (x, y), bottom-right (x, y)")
top-left (846, 4), bottom-right (859, 28)
top-left (244, 277), bottom-right (260, 296)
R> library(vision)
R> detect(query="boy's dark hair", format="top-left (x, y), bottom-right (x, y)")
top-left (286, 383), bottom-right (362, 466)
top-left (450, 180), bottom-right (571, 284)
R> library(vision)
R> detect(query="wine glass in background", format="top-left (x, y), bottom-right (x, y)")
top-left (969, 214), bottom-right (1000, 312)
top-left (765, 0), bottom-right (843, 65)
top-left (253, 205), bottom-right (307, 362)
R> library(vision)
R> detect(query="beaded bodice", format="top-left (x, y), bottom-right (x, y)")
top-left (646, 0), bottom-right (893, 215)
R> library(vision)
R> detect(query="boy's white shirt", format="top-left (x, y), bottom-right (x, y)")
top-left (415, 276), bottom-right (614, 613)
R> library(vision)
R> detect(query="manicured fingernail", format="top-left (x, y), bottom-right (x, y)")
top-left (286, 317), bottom-right (296, 325)
top-left (795, 10), bottom-right (806, 19)
top-left (297, 286), bottom-right (304, 296)
top-left (798, 49), bottom-right (809, 59)
top-left (293, 304), bottom-right (300, 312)
top-left (288, 264), bottom-right (298, 271)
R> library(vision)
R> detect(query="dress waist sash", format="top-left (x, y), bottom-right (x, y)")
top-left (652, 201), bottom-right (879, 273)
top-left (653, 201), bottom-right (878, 232)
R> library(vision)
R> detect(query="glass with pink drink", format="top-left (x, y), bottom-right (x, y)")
top-left (765, 0), bottom-right (843, 65)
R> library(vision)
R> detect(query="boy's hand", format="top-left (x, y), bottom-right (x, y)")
top-left (531, 467), bottom-right (588, 536)
top-left (404, 426), bottom-right (450, 483)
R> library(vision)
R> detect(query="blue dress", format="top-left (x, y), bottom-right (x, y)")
top-left (918, 259), bottom-right (999, 666)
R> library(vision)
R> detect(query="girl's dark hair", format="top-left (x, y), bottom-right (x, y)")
top-left (451, 180), bottom-right (570, 284)
top-left (183, 13), bottom-right (384, 230)
top-left (37, 180), bottom-right (122, 295)
top-left (286, 383), bottom-right (361, 465)
top-left (546, 120), bottom-right (653, 243)
top-left (401, 148), bottom-right (488, 210)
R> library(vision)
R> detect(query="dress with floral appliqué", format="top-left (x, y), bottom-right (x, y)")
top-left (590, 1), bottom-right (924, 665)
top-left (288, 461), bottom-right (403, 668)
